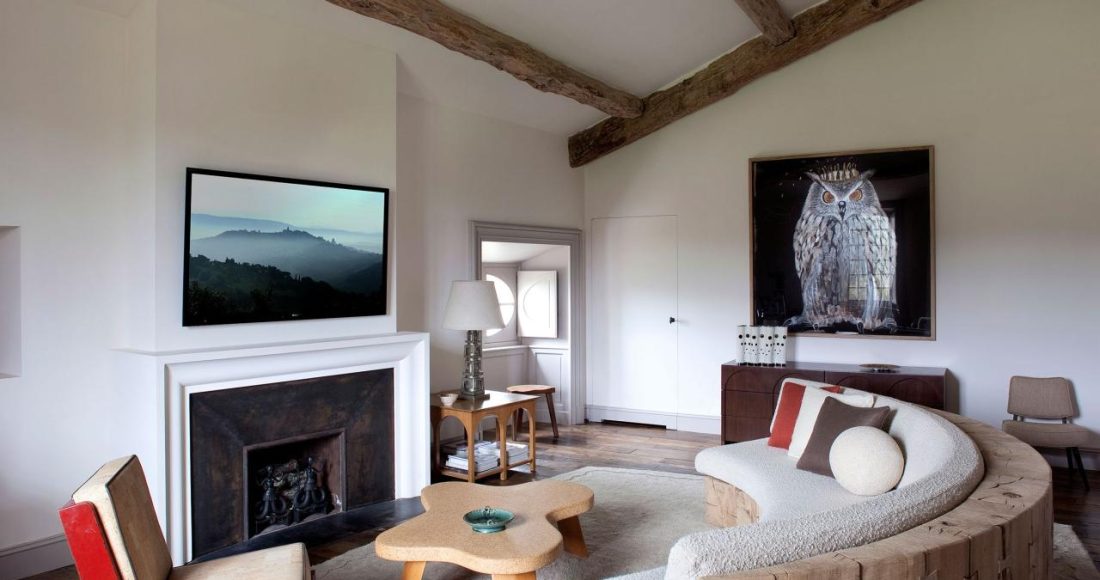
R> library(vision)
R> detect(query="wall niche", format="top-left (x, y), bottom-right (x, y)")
top-left (0, 226), bottom-right (20, 378)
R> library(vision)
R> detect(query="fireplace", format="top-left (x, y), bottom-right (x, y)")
top-left (124, 332), bottom-right (430, 563)
top-left (244, 430), bottom-right (345, 537)
top-left (189, 369), bottom-right (394, 558)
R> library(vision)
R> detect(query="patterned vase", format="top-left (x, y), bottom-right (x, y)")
top-left (737, 325), bottom-right (748, 365)
top-left (761, 326), bottom-right (775, 367)
top-left (745, 326), bottom-right (759, 365)
top-left (773, 326), bottom-right (788, 366)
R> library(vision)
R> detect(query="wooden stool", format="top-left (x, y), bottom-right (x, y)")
top-left (507, 385), bottom-right (559, 440)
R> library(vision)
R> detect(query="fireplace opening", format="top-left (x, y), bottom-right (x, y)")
top-left (189, 369), bottom-right (394, 558)
top-left (245, 430), bottom-right (346, 537)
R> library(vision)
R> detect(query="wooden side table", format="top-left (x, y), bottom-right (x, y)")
top-left (431, 390), bottom-right (539, 482)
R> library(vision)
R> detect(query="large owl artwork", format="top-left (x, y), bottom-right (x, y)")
top-left (751, 147), bottom-right (934, 339)
top-left (791, 164), bottom-right (896, 331)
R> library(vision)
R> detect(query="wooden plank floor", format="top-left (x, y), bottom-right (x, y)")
top-left (308, 421), bottom-right (716, 564)
top-left (27, 421), bottom-right (1099, 577)
top-left (1051, 459), bottom-right (1100, 570)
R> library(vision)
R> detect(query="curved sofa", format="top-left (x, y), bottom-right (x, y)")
top-left (622, 393), bottom-right (1053, 579)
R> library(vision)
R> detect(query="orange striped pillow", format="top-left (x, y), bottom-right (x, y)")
top-left (768, 381), bottom-right (842, 449)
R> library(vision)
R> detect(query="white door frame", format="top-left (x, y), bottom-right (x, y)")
top-left (470, 221), bottom-right (585, 425)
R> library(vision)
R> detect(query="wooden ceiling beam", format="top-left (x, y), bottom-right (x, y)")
top-left (734, 0), bottom-right (795, 45)
top-left (326, 0), bottom-right (644, 119)
top-left (569, 0), bottom-right (923, 168)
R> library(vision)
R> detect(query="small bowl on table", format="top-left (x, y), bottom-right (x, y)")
top-left (463, 506), bottom-right (515, 534)
top-left (439, 393), bottom-right (459, 406)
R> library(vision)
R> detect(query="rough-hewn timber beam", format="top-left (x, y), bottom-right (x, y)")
top-left (734, 0), bottom-right (795, 45)
top-left (326, 0), bottom-right (643, 119)
top-left (569, 0), bottom-right (923, 167)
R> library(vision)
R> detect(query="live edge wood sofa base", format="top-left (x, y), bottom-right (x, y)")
top-left (703, 411), bottom-right (1053, 580)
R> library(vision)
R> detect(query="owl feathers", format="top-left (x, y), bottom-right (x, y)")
top-left (789, 164), bottom-right (897, 331)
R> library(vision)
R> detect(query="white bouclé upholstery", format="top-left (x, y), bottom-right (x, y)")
top-left (694, 440), bottom-right (869, 520)
top-left (666, 394), bottom-right (983, 579)
top-left (830, 426), bottom-right (904, 496)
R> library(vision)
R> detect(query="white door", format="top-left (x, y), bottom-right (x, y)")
top-left (589, 216), bottom-right (678, 425)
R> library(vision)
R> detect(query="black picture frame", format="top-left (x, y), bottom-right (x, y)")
top-left (750, 146), bottom-right (935, 340)
top-left (183, 168), bottom-right (389, 326)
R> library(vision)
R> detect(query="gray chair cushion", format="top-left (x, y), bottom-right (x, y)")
top-left (1002, 419), bottom-right (1089, 448)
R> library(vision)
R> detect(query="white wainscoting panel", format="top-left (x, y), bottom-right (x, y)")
top-left (529, 346), bottom-right (570, 425)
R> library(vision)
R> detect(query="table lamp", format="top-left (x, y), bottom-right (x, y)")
top-left (443, 280), bottom-right (505, 400)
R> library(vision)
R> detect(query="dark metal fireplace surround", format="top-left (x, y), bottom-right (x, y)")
top-left (189, 369), bottom-right (395, 559)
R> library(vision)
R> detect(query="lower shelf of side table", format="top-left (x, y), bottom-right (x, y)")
top-left (438, 445), bottom-right (534, 482)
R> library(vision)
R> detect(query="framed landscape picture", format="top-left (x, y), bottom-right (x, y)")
top-left (184, 168), bottom-right (389, 326)
top-left (750, 146), bottom-right (934, 339)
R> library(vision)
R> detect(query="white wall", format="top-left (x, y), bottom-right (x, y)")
top-left (396, 95), bottom-right (584, 392)
top-left (152, 0), bottom-right (397, 351)
top-left (0, 0), bottom-right (399, 574)
top-left (0, 1), bottom-right (141, 560)
top-left (583, 0), bottom-right (1100, 465)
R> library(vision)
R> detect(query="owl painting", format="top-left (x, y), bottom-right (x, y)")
top-left (789, 164), bottom-right (897, 331)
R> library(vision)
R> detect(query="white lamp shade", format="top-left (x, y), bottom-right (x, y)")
top-left (443, 280), bottom-right (506, 331)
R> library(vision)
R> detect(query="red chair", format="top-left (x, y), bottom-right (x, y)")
top-left (59, 455), bottom-right (310, 579)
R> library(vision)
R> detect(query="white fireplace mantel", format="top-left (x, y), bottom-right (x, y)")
top-left (116, 332), bottom-right (430, 563)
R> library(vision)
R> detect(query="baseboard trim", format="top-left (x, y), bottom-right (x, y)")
top-left (585, 405), bottom-right (721, 435)
top-left (0, 534), bottom-right (72, 580)
top-left (675, 413), bottom-right (722, 435)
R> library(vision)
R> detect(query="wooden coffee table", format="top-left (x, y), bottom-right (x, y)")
top-left (375, 480), bottom-right (594, 579)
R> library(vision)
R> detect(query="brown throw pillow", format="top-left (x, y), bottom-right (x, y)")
top-left (796, 397), bottom-right (891, 477)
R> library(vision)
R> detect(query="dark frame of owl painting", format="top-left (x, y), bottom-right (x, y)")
top-left (750, 146), bottom-right (935, 340)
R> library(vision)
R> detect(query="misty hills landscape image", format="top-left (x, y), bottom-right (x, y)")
top-left (186, 223), bottom-right (385, 325)
top-left (183, 170), bottom-right (388, 326)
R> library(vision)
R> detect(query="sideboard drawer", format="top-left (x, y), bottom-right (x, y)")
top-left (722, 366), bottom-right (825, 393)
top-left (723, 417), bottom-right (771, 442)
top-left (723, 390), bottom-right (774, 418)
top-left (825, 372), bottom-right (945, 409)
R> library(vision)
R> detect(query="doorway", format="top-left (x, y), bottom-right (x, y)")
top-left (470, 222), bottom-right (585, 426)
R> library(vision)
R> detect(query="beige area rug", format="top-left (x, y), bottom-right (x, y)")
top-left (1055, 522), bottom-right (1100, 580)
top-left (315, 467), bottom-right (708, 580)
top-left (315, 466), bottom-right (1099, 580)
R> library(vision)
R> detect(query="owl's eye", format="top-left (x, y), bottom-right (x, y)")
top-left (821, 191), bottom-right (836, 204)
top-left (850, 189), bottom-right (864, 202)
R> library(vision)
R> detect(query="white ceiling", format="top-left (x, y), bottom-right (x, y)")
top-left (482, 242), bottom-right (565, 264)
top-left (218, 0), bottom-right (821, 135)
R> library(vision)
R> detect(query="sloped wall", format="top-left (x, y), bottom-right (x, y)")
top-left (583, 0), bottom-right (1100, 463)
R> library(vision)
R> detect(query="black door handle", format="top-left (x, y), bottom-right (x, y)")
top-left (669, 317), bottom-right (677, 324)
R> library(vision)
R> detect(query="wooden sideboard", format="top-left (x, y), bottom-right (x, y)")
top-left (720, 360), bottom-right (946, 444)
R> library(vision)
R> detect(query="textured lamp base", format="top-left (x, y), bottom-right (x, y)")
top-left (459, 386), bottom-right (489, 401)
top-left (458, 330), bottom-right (488, 400)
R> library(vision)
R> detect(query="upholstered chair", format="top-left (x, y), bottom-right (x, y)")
top-left (59, 455), bottom-right (311, 579)
top-left (1002, 376), bottom-right (1090, 489)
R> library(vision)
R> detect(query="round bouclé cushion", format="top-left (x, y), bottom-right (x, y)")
top-left (830, 426), bottom-right (904, 496)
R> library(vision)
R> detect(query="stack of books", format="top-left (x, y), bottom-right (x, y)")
top-left (441, 440), bottom-right (531, 474)
top-left (443, 441), bottom-right (499, 474)
top-left (502, 441), bottom-right (529, 465)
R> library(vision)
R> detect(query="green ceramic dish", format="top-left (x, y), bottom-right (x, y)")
top-left (462, 506), bottom-right (515, 534)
